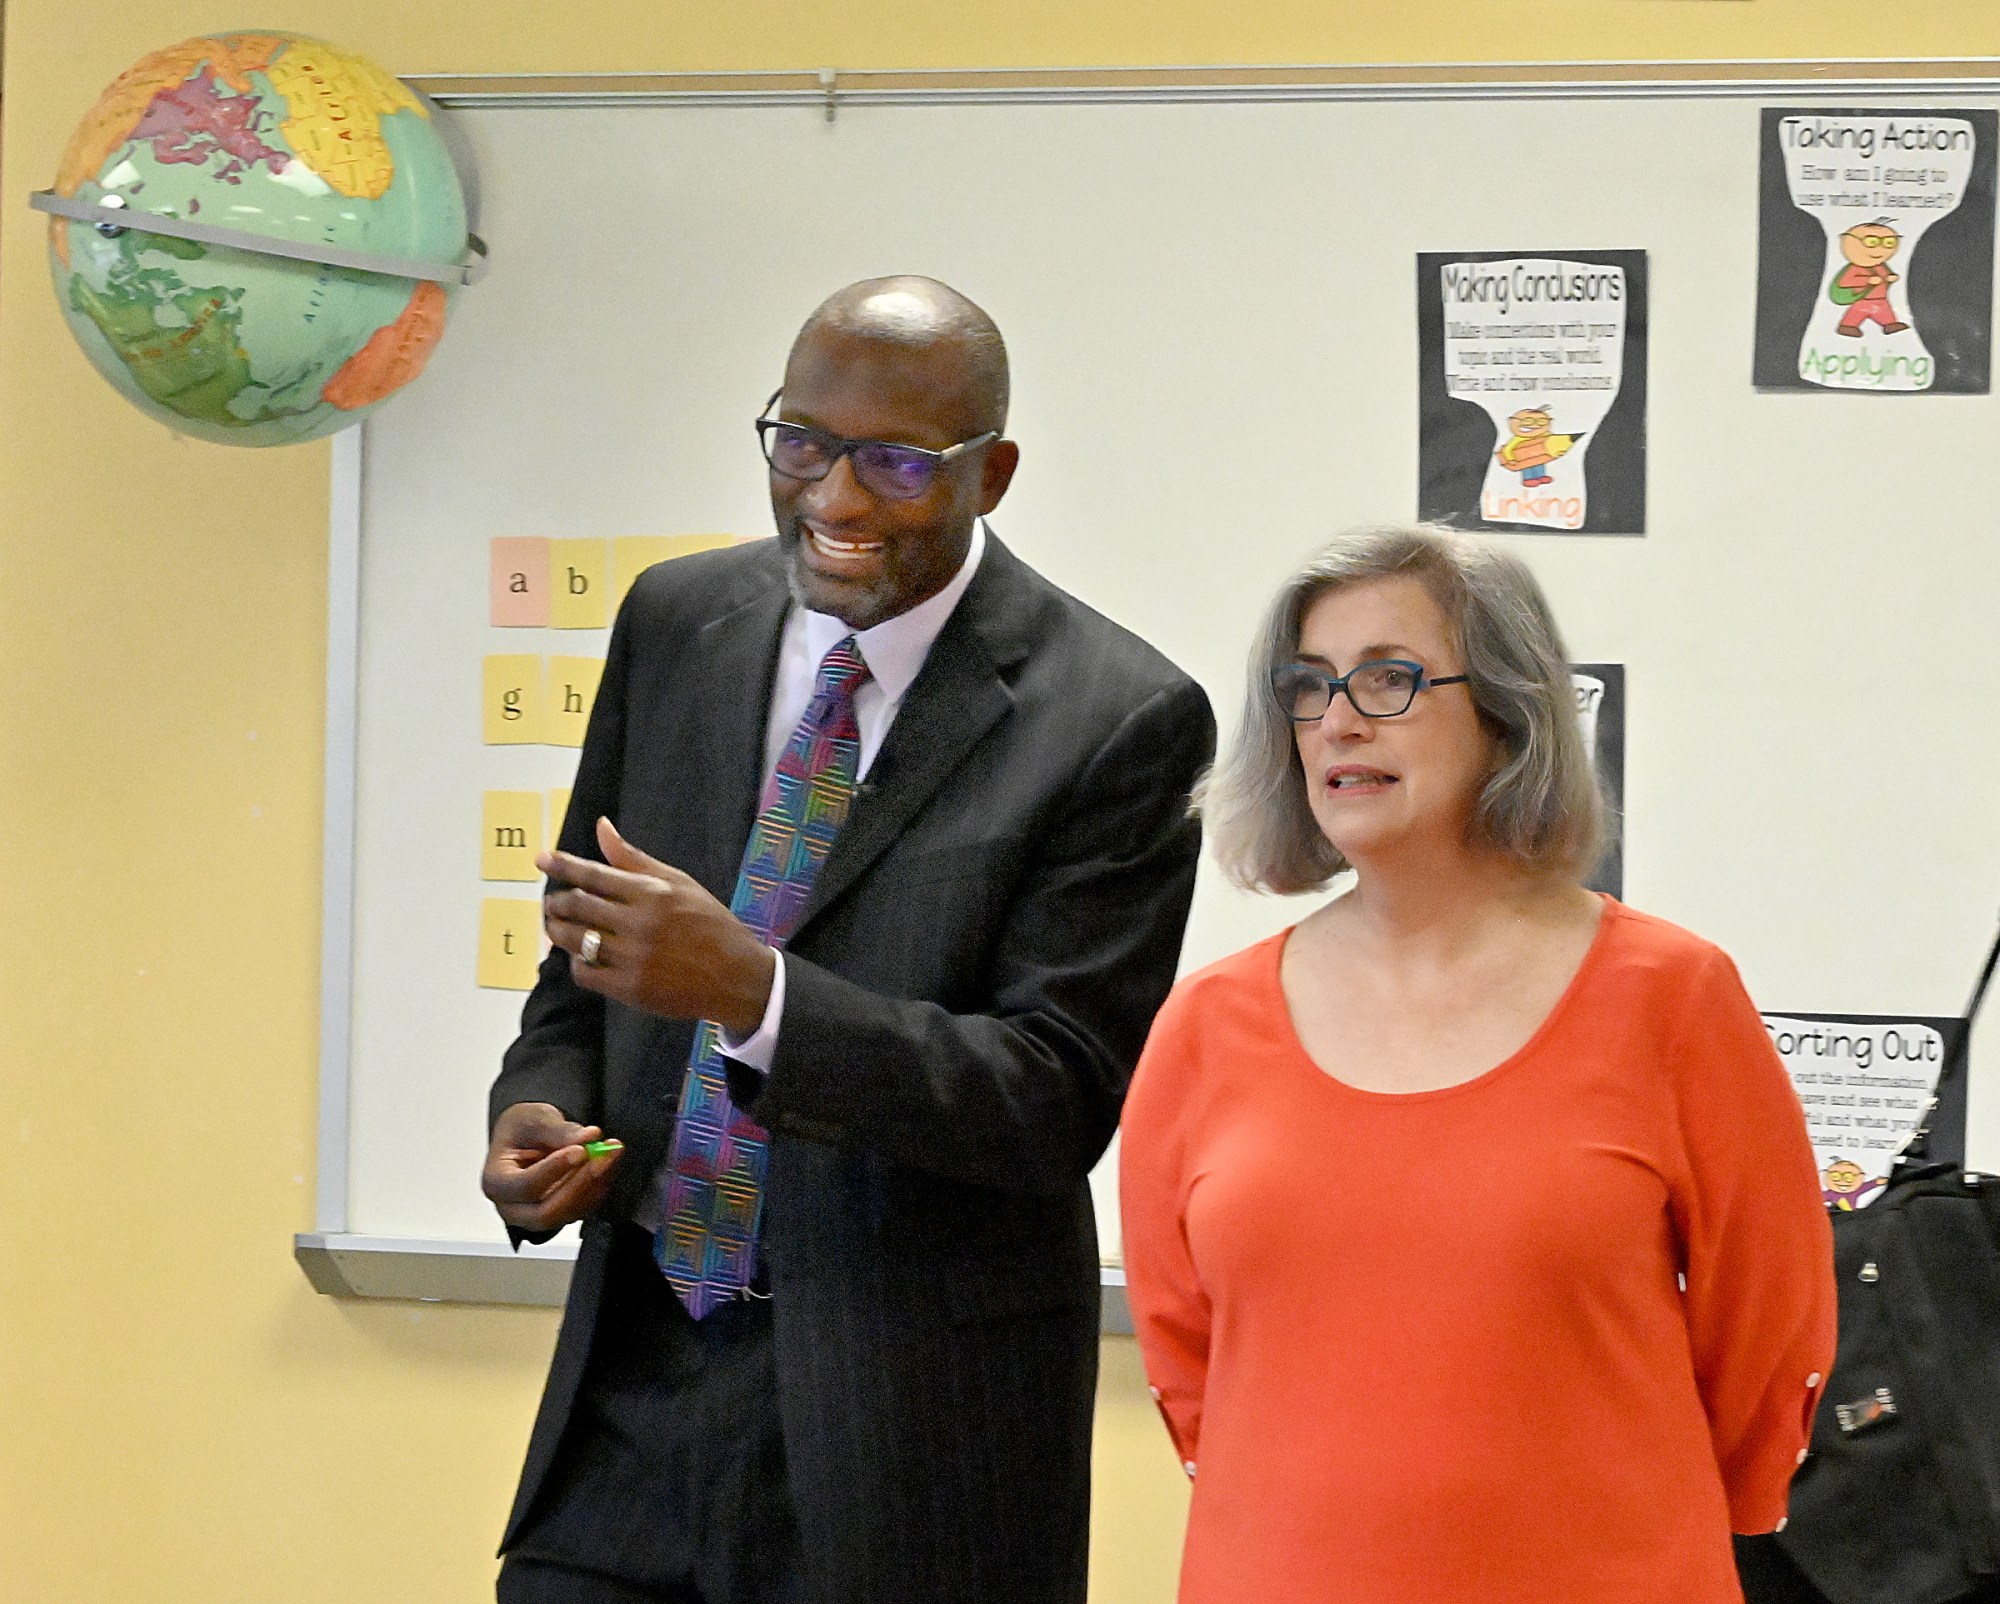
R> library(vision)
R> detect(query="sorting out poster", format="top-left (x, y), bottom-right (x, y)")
top-left (1754, 108), bottom-right (1996, 393)
top-left (1765, 1011), bottom-right (1966, 1208)
top-left (1417, 250), bottom-right (1648, 536)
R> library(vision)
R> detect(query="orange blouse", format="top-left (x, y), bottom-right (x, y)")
top-left (1120, 900), bottom-right (1836, 1604)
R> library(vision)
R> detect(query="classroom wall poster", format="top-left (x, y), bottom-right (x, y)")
top-left (1573, 663), bottom-right (1624, 900)
top-left (1764, 1011), bottom-right (1966, 1208)
top-left (1754, 108), bottom-right (1996, 393)
top-left (1418, 250), bottom-right (1648, 536)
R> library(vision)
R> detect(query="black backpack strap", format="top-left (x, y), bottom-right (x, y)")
top-left (1895, 913), bottom-right (2000, 1174)
top-left (1967, 914), bottom-right (2000, 1026)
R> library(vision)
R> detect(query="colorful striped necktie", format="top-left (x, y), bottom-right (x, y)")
top-left (655, 636), bottom-right (872, 1317)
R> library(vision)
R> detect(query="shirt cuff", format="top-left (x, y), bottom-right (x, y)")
top-left (716, 949), bottom-right (783, 1074)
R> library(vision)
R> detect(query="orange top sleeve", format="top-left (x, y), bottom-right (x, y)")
top-left (1660, 944), bottom-right (1837, 1532)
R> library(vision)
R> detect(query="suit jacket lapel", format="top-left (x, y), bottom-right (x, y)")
top-left (792, 537), bottom-right (1036, 933)
top-left (613, 560), bottom-right (785, 1177)
top-left (679, 578), bottom-right (789, 901)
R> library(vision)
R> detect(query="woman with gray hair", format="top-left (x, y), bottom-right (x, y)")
top-left (1121, 525), bottom-right (1834, 1604)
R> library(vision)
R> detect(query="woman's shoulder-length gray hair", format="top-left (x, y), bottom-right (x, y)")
top-left (1199, 522), bottom-right (1608, 893)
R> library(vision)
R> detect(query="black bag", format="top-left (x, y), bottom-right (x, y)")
top-left (1739, 923), bottom-right (2000, 1604)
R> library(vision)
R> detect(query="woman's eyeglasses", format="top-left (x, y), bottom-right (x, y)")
top-left (1272, 659), bottom-right (1470, 721)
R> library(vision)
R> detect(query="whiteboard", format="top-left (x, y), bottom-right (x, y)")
top-left (322, 85), bottom-right (2000, 1272)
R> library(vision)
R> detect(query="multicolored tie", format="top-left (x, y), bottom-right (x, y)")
top-left (655, 637), bottom-right (872, 1316)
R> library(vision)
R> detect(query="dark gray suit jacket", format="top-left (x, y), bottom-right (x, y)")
top-left (491, 532), bottom-right (1214, 1602)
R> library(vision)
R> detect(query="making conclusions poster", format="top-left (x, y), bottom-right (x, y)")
top-left (1418, 250), bottom-right (1648, 536)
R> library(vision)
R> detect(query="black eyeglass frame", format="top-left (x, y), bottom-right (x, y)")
top-left (754, 389), bottom-right (1000, 500)
top-left (1272, 658), bottom-right (1472, 722)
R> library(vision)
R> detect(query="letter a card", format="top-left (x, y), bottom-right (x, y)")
top-left (489, 538), bottom-right (551, 627)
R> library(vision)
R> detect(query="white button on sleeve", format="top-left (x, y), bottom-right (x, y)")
top-left (1807, 1371), bottom-right (1823, 1388)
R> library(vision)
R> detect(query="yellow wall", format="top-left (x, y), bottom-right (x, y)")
top-left (4, 5), bottom-right (1997, 1601)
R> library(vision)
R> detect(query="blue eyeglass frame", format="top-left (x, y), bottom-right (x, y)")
top-left (754, 389), bottom-right (999, 500)
top-left (1272, 658), bottom-right (1471, 721)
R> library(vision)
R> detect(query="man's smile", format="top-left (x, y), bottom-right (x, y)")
top-left (803, 522), bottom-right (885, 564)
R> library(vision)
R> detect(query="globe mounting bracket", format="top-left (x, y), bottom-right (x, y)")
top-left (28, 189), bottom-right (488, 287)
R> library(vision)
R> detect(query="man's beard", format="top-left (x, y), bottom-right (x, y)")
top-left (779, 526), bottom-right (896, 630)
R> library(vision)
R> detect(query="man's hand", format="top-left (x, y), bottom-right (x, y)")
top-left (482, 1101), bottom-right (621, 1233)
top-left (541, 816), bottom-right (777, 1036)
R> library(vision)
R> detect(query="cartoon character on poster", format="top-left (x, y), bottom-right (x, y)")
top-left (1820, 1157), bottom-right (1888, 1211)
top-left (1779, 113), bottom-right (1978, 391)
top-left (1828, 220), bottom-right (1911, 337)
top-left (1496, 407), bottom-right (1582, 489)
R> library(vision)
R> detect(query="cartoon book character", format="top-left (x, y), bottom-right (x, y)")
top-left (1829, 220), bottom-right (1911, 336)
top-left (1821, 1157), bottom-right (1888, 1211)
top-left (1495, 407), bottom-right (1583, 488)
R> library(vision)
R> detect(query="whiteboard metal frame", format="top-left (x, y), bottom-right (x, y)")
top-left (316, 426), bottom-right (363, 1238)
top-left (300, 57), bottom-right (1999, 1314)
top-left (407, 58), bottom-right (2000, 111)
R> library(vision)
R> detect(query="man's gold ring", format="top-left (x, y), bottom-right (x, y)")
top-left (579, 929), bottom-right (605, 967)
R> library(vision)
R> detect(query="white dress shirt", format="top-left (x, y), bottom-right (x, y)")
top-left (716, 519), bottom-right (989, 1071)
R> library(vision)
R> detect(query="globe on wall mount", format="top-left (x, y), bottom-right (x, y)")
top-left (31, 31), bottom-right (487, 447)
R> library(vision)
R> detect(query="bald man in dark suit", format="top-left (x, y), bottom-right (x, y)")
top-left (482, 277), bottom-right (1213, 1604)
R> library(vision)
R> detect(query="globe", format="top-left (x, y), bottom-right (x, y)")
top-left (46, 32), bottom-right (471, 447)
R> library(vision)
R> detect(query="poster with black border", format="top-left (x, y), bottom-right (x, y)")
top-left (1573, 662), bottom-right (1623, 900)
top-left (1754, 107), bottom-right (1996, 393)
top-left (1418, 250), bottom-right (1648, 536)
top-left (1763, 1011), bottom-right (1966, 1207)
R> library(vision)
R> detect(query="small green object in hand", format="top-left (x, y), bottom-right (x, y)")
top-left (583, 1139), bottom-right (623, 1158)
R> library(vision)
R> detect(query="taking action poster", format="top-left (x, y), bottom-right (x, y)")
top-left (1418, 250), bottom-right (1648, 536)
top-left (1754, 107), bottom-right (1996, 393)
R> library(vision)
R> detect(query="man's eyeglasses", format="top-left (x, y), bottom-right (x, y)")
top-left (755, 390), bottom-right (998, 501)
top-left (1272, 659), bottom-right (1470, 721)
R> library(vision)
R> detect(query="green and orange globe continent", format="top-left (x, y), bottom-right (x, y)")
top-left (49, 32), bottom-right (467, 446)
